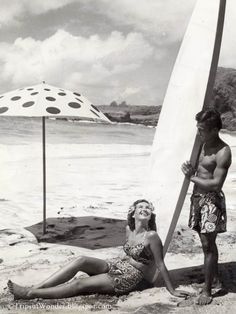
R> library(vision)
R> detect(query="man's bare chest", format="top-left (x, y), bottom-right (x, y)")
top-left (198, 150), bottom-right (217, 173)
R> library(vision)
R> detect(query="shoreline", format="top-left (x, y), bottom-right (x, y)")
top-left (59, 117), bottom-right (236, 134)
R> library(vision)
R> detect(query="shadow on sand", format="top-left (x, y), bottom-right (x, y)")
top-left (153, 261), bottom-right (236, 294)
top-left (25, 216), bottom-right (126, 249)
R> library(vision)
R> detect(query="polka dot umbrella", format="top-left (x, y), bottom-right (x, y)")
top-left (0, 82), bottom-right (110, 234)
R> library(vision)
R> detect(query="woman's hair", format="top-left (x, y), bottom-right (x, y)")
top-left (195, 109), bottom-right (222, 130)
top-left (127, 199), bottom-right (157, 231)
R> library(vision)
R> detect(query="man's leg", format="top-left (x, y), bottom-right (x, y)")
top-left (211, 242), bottom-right (222, 288)
top-left (197, 232), bottom-right (218, 305)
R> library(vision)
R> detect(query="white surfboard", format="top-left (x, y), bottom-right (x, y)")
top-left (145, 0), bottom-right (226, 254)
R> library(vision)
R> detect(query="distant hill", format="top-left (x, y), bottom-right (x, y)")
top-left (98, 104), bottom-right (161, 126)
top-left (98, 67), bottom-right (236, 131)
top-left (210, 67), bottom-right (236, 131)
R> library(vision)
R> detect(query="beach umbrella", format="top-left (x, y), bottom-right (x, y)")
top-left (0, 82), bottom-right (110, 233)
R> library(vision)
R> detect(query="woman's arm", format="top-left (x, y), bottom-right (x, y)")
top-left (148, 232), bottom-right (189, 298)
top-left (125, 225), bottom-right (131, 239)
top-left (118, 226), bottom-right (131, 259)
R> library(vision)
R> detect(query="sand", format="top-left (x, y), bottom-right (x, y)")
top-left (0, 220), bottom-right (235, 314)
top-left (0, 121), bottom-right (235, 313)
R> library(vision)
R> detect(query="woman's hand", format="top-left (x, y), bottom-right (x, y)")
top-left (171, 289), bottom-right (191, 298)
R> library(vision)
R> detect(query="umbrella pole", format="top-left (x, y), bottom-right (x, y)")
top-left (42, 116), bottom-right (47, 234)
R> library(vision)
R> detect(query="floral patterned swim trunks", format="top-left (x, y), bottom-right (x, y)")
top-left (189, 191), bottom-right (227, 233)
top-left (106, 258), bottom-right (144, 295)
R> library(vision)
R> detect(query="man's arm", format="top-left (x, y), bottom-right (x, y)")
top-left (183, 146), bottom-right (231, 191)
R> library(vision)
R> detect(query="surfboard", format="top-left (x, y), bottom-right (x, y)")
top-left (145, 0), bottom-right (226, 255)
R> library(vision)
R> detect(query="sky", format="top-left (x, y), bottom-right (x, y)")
top-left (0, 0), bottom-right (235, 106)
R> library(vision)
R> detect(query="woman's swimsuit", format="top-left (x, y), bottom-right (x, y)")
top-left (123, 241), bottom-right (152, 265)
top-left (106, 258), bottom-right (144, 295)
top-left (106, 233), bottom-right (153, 295)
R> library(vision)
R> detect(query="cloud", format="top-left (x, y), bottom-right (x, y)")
top-left (0, 38), bottom-right (43, 85)
top-left (1, 0), bottom-right (234, 107)
top-left (92, 0), bottom-right (196, 45)
top-left (0, 0), bottom-right (197, 106)
top-left (0, 0), bottom-right (74, 28)
top-left (0, 29), bottom-right (154, 104)
top-left (41, 30), bottom-right (153, 85)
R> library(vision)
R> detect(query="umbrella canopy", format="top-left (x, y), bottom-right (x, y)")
top-left (0, 82), bottom-right (110, 234)
top-left (0, 82), bottom-right (110, 122)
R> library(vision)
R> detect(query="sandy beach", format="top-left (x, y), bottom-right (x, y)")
top-left (0, 118), bottom-right (235, 313)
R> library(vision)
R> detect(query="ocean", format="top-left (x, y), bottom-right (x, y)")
top-left (0, 117), bottom-right (235, 232)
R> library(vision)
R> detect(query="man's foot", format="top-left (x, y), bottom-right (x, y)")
top-left (196, 291), bottom-right (213, 305)
top-left (7, 280), bottom-right (32, 300)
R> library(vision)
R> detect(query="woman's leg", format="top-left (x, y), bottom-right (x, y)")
top-left (8, 273), bottom-right (115, 300)
top-left (32, 256), bottom-right (109, 289)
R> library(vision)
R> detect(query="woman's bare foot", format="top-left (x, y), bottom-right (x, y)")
top-left (7, 280), bottom-right (32, 300)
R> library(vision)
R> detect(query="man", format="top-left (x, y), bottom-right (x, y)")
top-left (181, 109), bottom-right (231, 305)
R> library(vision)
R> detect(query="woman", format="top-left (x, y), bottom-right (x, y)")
top-left (8, 199), bottom-right (189, 299)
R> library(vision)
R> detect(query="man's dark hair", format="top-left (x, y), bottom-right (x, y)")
top-left (195, 109), bottom-right (222, 130)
